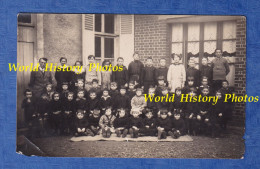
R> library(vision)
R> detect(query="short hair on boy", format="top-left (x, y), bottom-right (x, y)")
top-left (77, 89), bottom-right (85, 94)
top-left (77, 78), bottom-right (84, 82)
top-left (222, 80), bottom-right (229, 84)
top-left (60, 57), bottom-right (67, 62)
top-left (175, 87), bottom-right (182, 93)
top-left (74, 61), bottom-right (83, 66)
top-left (24, 88), bottom-right (32, 96)
top-left (52, 92), bottom-right (60, 99)
top-left (103, 88), bottom-right (109, 93)
top-left (46, 82), bottom-right (52, 87)
top-left (128, 81), bottom-right (135, 85)
top-left (39, 57), bottom-right (48, 62)
top-left (92, 79), bottom-right (98, 84)
top-left (105, 106), bottom-right (112, 111)
top-left (132, 52), bottom-right (139, 57)
top-left (189, 87), bottom-right (197, 93)
top-left (62, 82), bottom-right (69, 86)
top-left (117, 57), bottom-right (124, 61)
top-left (136, 88), bottom-right (143, 92)
top-left (202, 56), bottom-right (208, 60)
top-left (89, 89), bottom-right (97, 95)
top-left (110, 81), bottom-right (117, 86)
top-left (67, 92), bottom-right (74, 96)
top-left (88, 55), bottom-right (95, 60)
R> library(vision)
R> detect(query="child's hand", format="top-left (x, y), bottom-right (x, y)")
top-left (219, 113), bottom-right (222, 117)
top-left (205, 118), bottom-right (209, 122)
top-left (125, 83), bottom-right (128, 87)
top-left (189, 115), bottom-right (193, 119)
top-left (65, 111), bottom-right (70, 114)
top-left (168, 112), bottom-right (172, 116)
top-left (197, 115), bottom-right (201, 120)
top-left (77, 128), bottom-right (81, 132)
top-left (177, 130), bottom-right (180, 133)
top-left (145, 125), bottom-right (149, 128)
top-left (161, 128), bottom-right (164, 131)
top-left (44, 113), bottom-right (48, 116)
top-left (32, 114), bottom-right (36, 117)
top-left (27, 99), bottom-right (31, 103)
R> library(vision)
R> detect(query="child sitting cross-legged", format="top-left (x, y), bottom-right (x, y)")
top-left (114, 108), bottom-right (129, 138)
top-left (129, 108), bottom-right (143, 138)
top-left (74, 109), bottom-right (89, 137)
top-left (139, 108), bottom-right (157, 136)
top-left (99, 106), bottom-right (116, 138)
top-left (156, 109), bottom-right (172, 140)
top-left (88, 108), bottom-right (101, 136)
top-left (168, 110), bottom-right (186, 139)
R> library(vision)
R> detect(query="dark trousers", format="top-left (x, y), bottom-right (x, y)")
top-left (212, 80), bottom-right (223, 92)
top-left (139, 127), bottom-right (157, 136)
top-left (129, 128), bottom-right (139, 138)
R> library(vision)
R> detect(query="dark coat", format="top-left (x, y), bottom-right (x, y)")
top-left (200, 65), bottom-right (213, 84)
top-left (155, 67), bottom-right (168, 83)
top-left (113, 94), bottom-right (131, 110)
top-left (129, 117), bottom-right (143, 128)
top-left (114, 116), bottom-right (129, 128)
top-left (22, 98), bottom-right (36, 123)
top-left (156, 117), bottom-right (172, 131)
top-left (75, 98), bottom-right (87, 110)
top-left (141, 66), bottom-right (156, 85)
top-left (55, 67), bottom-right (72, 92)
top-left (186, 67), bottom-right (200, 87)
top-left (112, 65), bottom-right (129, 87)
top-left (172, 118), bottom-right (186, 134)
top-left (128, 60), bottom-right (144, 80)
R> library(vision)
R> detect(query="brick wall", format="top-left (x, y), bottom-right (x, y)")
top-left (232, 17), bottom-right (246, 126)
top-left (134, 15), bottom-right (171, 67)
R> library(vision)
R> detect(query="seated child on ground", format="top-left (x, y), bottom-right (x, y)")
top-left (74, 109), bottom-right (89, 137)
top-left (156, 109), bottom-right (172, 140)
top-left (169, 111), bottom-right (186, 139)
top-left (88, 108), bottom-right (101, 136)
top-left (114, 108), bottom-right (129, 138)
top-left (99, 106), bottom-right (116, 138)
top-left (129, 108), bottom-right (143, 138)
top-left (139, 108), bottom-right (157, 136)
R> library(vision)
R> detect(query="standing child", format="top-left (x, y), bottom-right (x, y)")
top-left (74, 109), bottom-right (89, 137)
top-left (101, 60), bottom-right (112, 90)
top-left (113, 86), bottom-right (131, 114)
top-left (114, 108), bottom-right (129, 138)
top-left (129, 108), bottom-right (143, 138)
top-left (62, 92), bottom-right (76, 135)
top-left (139, 108), bottom-right (157, 136)
top-left (155, 58), bottom-right (168, 86)
top-left (128, 52), bottom-right (144, 86)
top-left (200, 57), bottom-right (212, 86)
top-left (167, 53), bottom-right (186, 93)
top-left (169, 111), bottom-right (186, 139)
top-left (99, 107), bottom-right (116, 138)
top-left (141, 57), bottom-right (156, 94)
top-left (131, 88), bottom-right (147, 113)
top-left (186, 58), bottom-right (200, 87)
top-left (50, 92), bottom-right (63, 135)
top-left (99, 88), bottom-right (113, 114)
top-left (156, 109), bottom-right (172, 140)
top-left (112, 57), bottom-right (129, 89)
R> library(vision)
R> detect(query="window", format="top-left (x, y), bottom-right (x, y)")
top-left (18, 14), bottom-right (32, 24)
top-left (94, 14), bottom-right (118, 65)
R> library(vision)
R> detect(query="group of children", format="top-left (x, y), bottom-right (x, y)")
top-left (22, 53), bottom-right (233, 139)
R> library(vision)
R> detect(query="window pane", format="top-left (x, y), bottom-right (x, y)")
top-left (171, 43), bottom-right (183, 55)
top-left (223, 40), bottom-right (236, 56)
top-left (95, 36), bottom-right (101, 58)
top-left (95, 14), bottom-right (101, 32)
top-left (105, 38), bottom-right (114, 58)
top-left (188, 23), bottom-right (200, 41)
top-left (204, 22), bottom-right (217, 40)
top-left (18, 14), bottom-right (31, 23)
top-left (172, 24), bottom-right (183, 42)
top-left (223, 21), bottom-right (236, 39)
top-left (105, 14), bottom-right (114, 34)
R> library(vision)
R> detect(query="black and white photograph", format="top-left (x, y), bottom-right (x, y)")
top-left (16, 14), bottom-right (245, 158)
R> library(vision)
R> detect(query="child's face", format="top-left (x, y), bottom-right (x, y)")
top-left (75, 62), bottom-right (81, 67)
top-left (129, 83), bottom-right (134, 89)
top-left (146, 112), bottom-right (153, 119)
top-left (119, 110), bottom-right (126, 118)
top-left (46, 85), bottom-right (52, 92)
top-left (189, 91), bottom-right (196, 97)
top-left (132, 111), bottom-right (139, 118)
top-left (173, 55), bottom-right (180, 64)
top-left (54, 94), bottom-right (60, 101)
top-left (146, 59), bottom-right (153, 66)
top-left (222, 82), bottom-right (228, 88)
top-left (90, 93), bottom-right (96, 100)
top-left (189, 60), bottom-right (195, 68)
top-left (188, 80), bottom-right (194, 86)
top-left (215, 50), bottom-right (222, 58)
top-left (202, 58), bottom-right (208, 66)
top-left (202, 79), bottom-right (208, 86)
top-left (67, 94), bottom-right (73, 101)
top-left (160, 59), bottom-right (166, 67)
top-left (41, 94), bottom-right (48, 100)
top-left (176, 90), bottom-right (181, 96)
top-left (158, 80), bottom-right (164, 86)
top-left (117, 59), bottom-right (124, 66)
top-left (62, 85), bottom-right (68, 91)
top-left (174, 114), bottom-right (181, 120)
top-left (120, 89), bottom-right (126, 95)
top-left (133, 54), bottom-right (139, 60)
top-left (78, 81), bottom-right (84, 88)
top-left (136, 90), bottom-right (142, 96)
top-left (26, 92), bottom-right (32, 98)
top-left (162, 89), bottom-right (168, 96)
top-left (111, 84), bottom-right (117, 90)
top-left (148, 89), bottom-right (155, 96)
top-left (88, 57), bottom-right (95, 63)
top-left (216, 92), bottom-right (222, 99)
top-left (161, 114), bottom-right (167, 119)
top-left (105, 109), bottom-right (112, 116)
top-left (202, 89), bottom-right (209, 96)
top-left (60, 59), bottom-right (67, 66)
top-left (93, 110), bottom-right (100, 118)
top-left (78, 91), bottom-right (84, 98)
top-left (103, 91), bottom-right (109, 97)
top-left (104, 61), bottom-right (110, 66)
top-left (92, 82), bottom-right (98, 88)
top-left (77, 113), bottom-right (84, 119)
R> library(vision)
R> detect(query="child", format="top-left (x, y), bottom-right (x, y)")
top-left (62, 92), bottom-right (76, 135)
top-left (212, 90), bottom-right (225, 136)
top-left (141, 57), bottom-right (156, 94)
top-left (99, 88), bottom-right (113, 114)
top-left (99, 106), bottom-right (116, 138)
top-left (74, 109), bottom-right (89, 137)
top-left (71, 61), bottom-right (86, 90)
top-left (167, 53), bottom-right (186, 93)
top-left (91, 79), bottom-right (102, 98)
top-left (114, 108), bottom-right (129, 137)
top-left (85, 55), bottom-right (101, 91)
top-left (139, 108), bottom-right (157, 136)
top-left (182, 76), bottom-right (196, 94)
top-left (169, 87), bottom-right (185, 118)
top-left (112, 57), bottom-right (129, 89)
top-left (87, 90), bottom-right (100, 115)
top-left (186, 58), bottom-right (200, 87)
top-left (198, 76), bottom-right (211, 95)
top-left (146, 87), bottom-right (157, 113)
top-left (127, 81), bottom-right (136, 100)
top-left (75, 90), bottom-right (87, 111)
top-left (131, 88), bottom-right (147, 113)
top-left (155, 58), bottom-right (168, 85)
top-left (101, 60), bottom-right (112, 90)
top-left (88, 108), bottom-right (101, 136)
top-left (200, 57), bottom-right (212, 85)
top-left (156, 86), bottom-right (171, 112)
top-left (60, 82), bottom-right (70, 102)
top-left (43, 82), bottom-right (54, 101)
top-left (128, 52), bottom-right (144, 86)
top-left (156, 109), bottom-right (172, 139)
top-left (74, 79), bottom-right (88, 99)
top-left (129, 108), bottom-right (143, 138)
top-left (50, 92), bottom-right (63, 135)
top-left (184, 88), bottom-right (199, 135)
top-left (113, 86), bottom-right (131, 113)
top-left (109, 82), bottom-right (119, 99)
top-left (169, 111), bottom-right (186, 139)
top-left (155, 76), bottom-right (166, 96)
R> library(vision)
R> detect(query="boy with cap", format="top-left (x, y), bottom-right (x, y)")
top-left (156, 109), bottom-right (172, 139)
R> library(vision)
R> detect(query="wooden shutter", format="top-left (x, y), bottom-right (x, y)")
top-left (119, 15), bottom-right (134, 66)
top-left (82, 14), bottom-right (94, 65)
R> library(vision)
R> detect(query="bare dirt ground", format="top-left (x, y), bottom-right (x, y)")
top-left (30, 127), bottom-right (244, 159)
